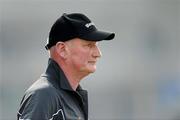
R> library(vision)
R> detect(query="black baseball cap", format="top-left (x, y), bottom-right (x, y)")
top-left (45, 13), bottom-right (115, 50)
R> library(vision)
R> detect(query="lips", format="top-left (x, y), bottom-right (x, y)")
top-left (88, 61), bottom-right (96, 64)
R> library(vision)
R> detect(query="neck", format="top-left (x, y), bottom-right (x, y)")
top-left (54, 58), bottom-right (88, 91)
top-left (62, 67), bottom-right (82, 91)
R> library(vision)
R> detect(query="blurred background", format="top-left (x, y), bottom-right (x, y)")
top-left (0, 0), bottom-right (180, 119)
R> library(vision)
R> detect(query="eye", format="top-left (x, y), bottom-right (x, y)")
top-left (86, 43), bottom-right (93, 48)
top-left (88, 44), bottom-right (93, 47)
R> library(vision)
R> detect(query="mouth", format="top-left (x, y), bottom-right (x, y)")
top-left (88, 61), bottom-right (96, 64)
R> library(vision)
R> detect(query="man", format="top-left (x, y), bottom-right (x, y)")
top-left (17, 13), bottom-right (115, 120)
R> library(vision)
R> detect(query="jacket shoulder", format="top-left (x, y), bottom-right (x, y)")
top-left (18, 78), bottom-right (62, 120)
top-left (25, 77), bottom-right (59, 99)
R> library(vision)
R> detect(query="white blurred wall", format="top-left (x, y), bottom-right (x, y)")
top-left (1, 0), bottom-right (180, 120)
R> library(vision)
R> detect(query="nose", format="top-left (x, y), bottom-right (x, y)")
top-left (92, 45), bottom-right (102, 58)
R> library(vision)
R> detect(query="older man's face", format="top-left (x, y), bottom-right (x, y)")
top-left (65, 38), bottom-right (102, 74)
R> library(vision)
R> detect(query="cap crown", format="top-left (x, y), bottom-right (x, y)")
top-left (47, 13), bottom-right (96, 49)
top-left (46, 13), bottom-right (115, 50)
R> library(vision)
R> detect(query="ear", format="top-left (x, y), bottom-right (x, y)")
top-left (55, 42), bottom-right (68, 59)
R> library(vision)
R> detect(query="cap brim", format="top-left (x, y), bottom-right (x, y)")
top-left (79, 30), bottom-right (115, 41)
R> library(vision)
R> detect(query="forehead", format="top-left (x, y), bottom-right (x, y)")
top-left (67, 38), bottom-right (98, 45)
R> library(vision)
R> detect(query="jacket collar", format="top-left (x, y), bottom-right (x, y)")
top-left (44, 58), bottom-right (76, 91)
top-left (43, 58), bottom-right (88, 119)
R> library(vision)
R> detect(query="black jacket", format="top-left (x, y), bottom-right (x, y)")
top-left (17, 58), bottom-right (88, 120)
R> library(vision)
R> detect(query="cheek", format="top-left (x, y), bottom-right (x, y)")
top-left (76, 53), bottom-right (90, 64)
top-left (70, 51), bottom-right (89, 66)
top-left (68, 47), bottom-right (92, 68)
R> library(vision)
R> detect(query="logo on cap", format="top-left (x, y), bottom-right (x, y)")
top-left (85, 22), bottom-right (95, 28)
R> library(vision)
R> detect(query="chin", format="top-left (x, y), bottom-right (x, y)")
top-left (81, 65), bottom-right (96, 73)
top-left (88, 67), bottom-right (96, 73)
top-left (89, 70), bottom-right (96, 73)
